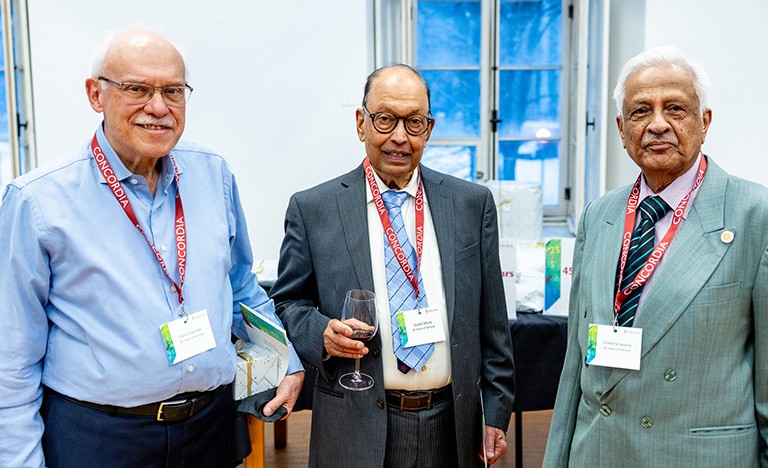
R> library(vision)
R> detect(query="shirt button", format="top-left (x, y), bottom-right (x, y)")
top-left (376, 400), bottom-right (385, 409)
top-left (600, 404), bottom-right (612, 416)
top-left (160, 244), bottom-right (168, 252)
top-left (664, 369), bottom-right (677, 382)
top-left (171, 285), bottom-right (177, 292)
top-left (187, 365), bottom-right (195, 373)
top-left (130, 178), bottom-right (138, 185)
top-left (641, 416), bottom-right (653, 428)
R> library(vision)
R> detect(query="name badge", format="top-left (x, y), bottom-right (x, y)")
top-left (160, 309), bottom-right (217, 365)
top-left (585, 324), bottom-right (642, 370)
top-left (396, 307), bottom-right (446, 348)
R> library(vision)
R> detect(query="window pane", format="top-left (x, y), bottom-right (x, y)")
top-left (422, 145), bottom-right (475, 181)
top-left (498, 69), bottom-right (560, 139)
top-left (421, 70), bottom-right (480, 138)
top-left (417, 0), bottom-right (482, 67)
top-left (0, 71), bottom-right (8, 140)
top-left (500, 0), bottom-right (562, 66)
top-left (498, 140), bottom-right (559, 205)
top-left (0, 69), bottom-right (10, 191)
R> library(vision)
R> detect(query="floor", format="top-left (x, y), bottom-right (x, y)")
top-left (258, 409), bottom-right (553, 467)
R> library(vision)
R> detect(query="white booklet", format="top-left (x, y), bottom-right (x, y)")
top-left (239, 303), bottom-right (289, 386)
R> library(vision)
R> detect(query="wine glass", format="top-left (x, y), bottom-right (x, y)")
top-left (338, 289), bottom-right (378, 391)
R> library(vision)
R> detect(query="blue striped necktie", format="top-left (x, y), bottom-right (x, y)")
top-left (615, 195), bottom-right (671, 327)
top-left (381, 190), bottom-right (434, 373)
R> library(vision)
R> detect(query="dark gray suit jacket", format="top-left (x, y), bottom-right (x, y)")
top-left (270, 163), bottom-right (515, 467)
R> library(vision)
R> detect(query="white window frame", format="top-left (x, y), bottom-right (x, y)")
top-left (373, 0), bottom-right (608, 230)
top-left (1, 0), bottom-right (36, 189)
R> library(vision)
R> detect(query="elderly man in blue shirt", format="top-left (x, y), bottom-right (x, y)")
top-left (0, 29), bottom-right (304, 467)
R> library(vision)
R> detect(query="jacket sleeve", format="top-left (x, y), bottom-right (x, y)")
top-left (542, 202), bottom-right (590, 468)
top-left (753, 243), bottom-right (768, 467)
top-left (271, 194), bottom-right (336, 381)
top-left (478, 189), bottom-right (516, 431)
top-left (0, 186), bottom-right (49, 468)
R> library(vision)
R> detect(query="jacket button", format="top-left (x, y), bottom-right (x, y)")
top-left (372, 349), bottom-right (380, 358)
top-left (664, 369), bottom-right (677, 381)
top-left (641, 416), bottom-right (653, 428)
top-left (599, 404), bottom-right (612, 416)
top-left (376, 400), bottom-right (385, 409)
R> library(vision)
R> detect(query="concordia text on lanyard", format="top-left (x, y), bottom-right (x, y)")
top-left (90, 133), bottom-right (188, 316)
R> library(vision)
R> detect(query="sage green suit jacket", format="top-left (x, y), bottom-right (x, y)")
top-left (544, 158), bottom-right (768, 467)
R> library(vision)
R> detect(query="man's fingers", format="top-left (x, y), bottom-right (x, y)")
top-left (323, 319), bottom-right (366, 357)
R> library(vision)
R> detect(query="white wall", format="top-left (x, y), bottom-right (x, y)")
top-left (27, 0), bottom-right (373, 261)
top-left (26, 1), bottom-right (768, 254)
top-left (606, 0), bottom-right (768, 191)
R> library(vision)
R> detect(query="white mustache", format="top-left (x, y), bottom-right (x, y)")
top-left (135, 116), bottom-right (175, 127)
top-left (642, 138), bottom-right (676, 146)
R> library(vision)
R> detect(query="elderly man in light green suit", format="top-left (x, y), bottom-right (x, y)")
top-left (544, 46), bottom-right (768, 467)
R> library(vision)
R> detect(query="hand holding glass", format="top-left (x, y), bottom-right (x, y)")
top-left (339, 289), bottom-right (378, 391)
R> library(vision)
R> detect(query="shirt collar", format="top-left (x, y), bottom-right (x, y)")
top-left (639, 152), bottom-right (703, 219)
top-left (94, 123), bottom-right (179, 191)
top-left (366, 166), bottom-right (421, 203)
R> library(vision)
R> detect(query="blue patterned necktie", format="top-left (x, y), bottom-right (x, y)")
top-left (615, 195), bottom-right (671, 327)
top-left (381, 190), bottom-right (434, 373)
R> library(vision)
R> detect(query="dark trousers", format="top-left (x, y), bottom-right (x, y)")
top-left (383, 398), bottom-right (459, 468)
top-left (41, 387), bottom-right (236, 468)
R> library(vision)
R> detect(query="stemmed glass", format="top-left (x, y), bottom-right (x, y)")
top-left (338, 289), bottom-right (378, 391)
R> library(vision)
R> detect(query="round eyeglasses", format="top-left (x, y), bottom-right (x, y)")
top-left (362, 106), bottom-right (433, 136)
top-left (98, 76), bottom-right (193, 107)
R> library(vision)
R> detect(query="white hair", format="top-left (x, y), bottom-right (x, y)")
top-left (613, 45), bottom-right (710, 116)
top-left (88, 29), bottom-right (189, 81)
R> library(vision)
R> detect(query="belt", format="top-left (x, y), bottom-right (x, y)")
top-left (45, 385), bottom-right (224, 422)
top-left (385, 385), bottom-right (452, 412)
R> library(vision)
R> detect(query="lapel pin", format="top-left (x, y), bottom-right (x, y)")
top-left (720, 230), bottom-right (734, 244)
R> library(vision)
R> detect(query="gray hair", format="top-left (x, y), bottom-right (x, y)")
top-left (88, 29), bottom-right (189, 81)
top-left (362, 63), bottom-right (431, 112)
top-left (613, 45), bottom-right (710, 116)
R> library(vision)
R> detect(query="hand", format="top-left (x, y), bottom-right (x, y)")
top-left (323, 318), bottom-right (368, 358)
top-left (263, 371), bottom-right (305, 420)
top-left (477, 425), bottom-right (507, 465)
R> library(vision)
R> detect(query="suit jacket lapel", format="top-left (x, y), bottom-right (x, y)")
top-left (336, 165), bottom-right (375, 291)
top-left (420, 165), bottom-right (455, 326)
top-left (590, 192), bottom-right (629, 326)
top-left (604, 161), bottom-right (731, 392)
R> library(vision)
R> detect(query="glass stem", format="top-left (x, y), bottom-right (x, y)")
top-left (353, 358), bottom-right (362, 381)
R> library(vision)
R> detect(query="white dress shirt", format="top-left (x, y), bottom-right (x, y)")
top-left (366, 167), bottom-right (452, 390)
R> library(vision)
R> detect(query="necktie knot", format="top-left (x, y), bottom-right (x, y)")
top-left (638, 195), bottom-right (670, 224)
top-left (382, 190), bottom-right (409, 213)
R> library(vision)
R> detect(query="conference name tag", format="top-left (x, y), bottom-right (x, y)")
top-left (160, 310), bottom-right (217, 365)
top-left (396, 307), bottom-right (446, 348)
top-left (585, 324), bottom-right (642, 370)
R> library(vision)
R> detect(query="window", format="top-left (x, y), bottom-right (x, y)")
top-left (0, 0), bottom-right (35, 193)
top-left (384, 0), bottom-right (569, 219)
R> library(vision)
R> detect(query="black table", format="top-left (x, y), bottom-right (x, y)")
top-left (509, 312), bottom-right (568, 466)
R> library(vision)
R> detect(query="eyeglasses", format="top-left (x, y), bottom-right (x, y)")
top-left (98, 76), bottom-right (193, 107)
top-left (362, 106), bottom-right (433, 136)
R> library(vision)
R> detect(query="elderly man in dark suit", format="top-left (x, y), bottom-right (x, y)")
top-left (270, 64), bottom-right (515, 467)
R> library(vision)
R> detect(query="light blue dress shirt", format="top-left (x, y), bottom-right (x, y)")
top-left (0, 124), bottom-right (302, 467)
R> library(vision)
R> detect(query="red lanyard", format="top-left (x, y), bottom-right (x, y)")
top-left (613, 155), bottom-right (707, 318)
top-left (364, 157), bottom-right (424, 299)
top-left (90, 134), bottom-right (187, 311)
